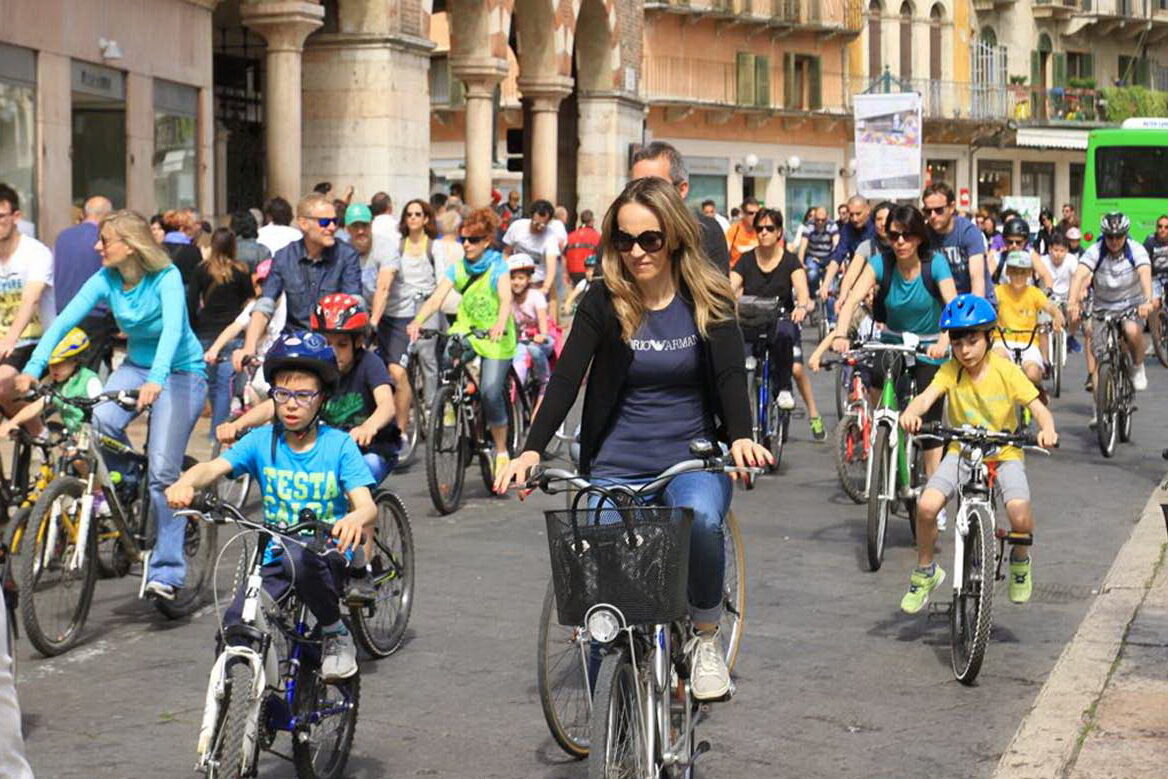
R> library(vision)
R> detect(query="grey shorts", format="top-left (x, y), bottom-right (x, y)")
top-left (925, 452), bottom-right (1030, 505)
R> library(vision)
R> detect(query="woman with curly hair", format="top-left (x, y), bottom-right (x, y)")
top-left (496, 176), bottom-right (771, 701)
top-left (407, 206), bottom-right (515, 476)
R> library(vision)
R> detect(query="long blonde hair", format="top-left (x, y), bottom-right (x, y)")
top-left (600, 177), bottom-right (735, 341)
top-left (101, 210), bottom-right (173, 274)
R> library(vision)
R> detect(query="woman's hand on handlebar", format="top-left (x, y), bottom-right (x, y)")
top-left (488, 322), bottom-right (506, 342)
top-left (13, 373), bottom-right (36, 395)
top-left (729, 438), bottom-right (773, 480)
top-left (494, 449), bottom-right (540, 495)
top-left (792, 305), bottom-right (807, 325)
top-left (899, 410), bottom-right (923, 434)
top-left (137, 382), bottom-right (162, 411)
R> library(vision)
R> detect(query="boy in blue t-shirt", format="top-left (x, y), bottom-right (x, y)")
top-left (166, 331), bottom-right (377, 681)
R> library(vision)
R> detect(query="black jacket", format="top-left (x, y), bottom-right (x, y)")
top-left (524, 281), bottom-right (752, 474)
top-left (699, 215), bottom-right (731, 276)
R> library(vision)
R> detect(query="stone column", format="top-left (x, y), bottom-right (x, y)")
top-left (214, 123), bottom-right (230, 223)
top-left (449, 57), bottom-right (507, 208)
top-left (520, 78), bottom-right (573, 204)
top-left (576, 92), bottom-right (647, 217)
top-left (241, 1), bottom-right (324, 201)
top-left (35, 52), bottom-right (72, 245)
top-left (125, 73), bottom-right (155, 216)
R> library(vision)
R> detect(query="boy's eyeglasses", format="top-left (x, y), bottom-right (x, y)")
top-left (613, 230), bottom-right (666, 253)
top-left (271, 387), bottom-right (322, 407)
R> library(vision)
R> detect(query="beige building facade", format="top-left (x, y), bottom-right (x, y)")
top-left (0, 0), bottom-right (215, 245)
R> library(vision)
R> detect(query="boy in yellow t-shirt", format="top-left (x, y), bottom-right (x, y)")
top-left (994, 250), bottom-right (1065, 390)
top-left (898, 294), bottom-right (1058, 614)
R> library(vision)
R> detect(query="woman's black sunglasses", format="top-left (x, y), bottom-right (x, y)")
top-left (613, 230), bottom-right (666, 253)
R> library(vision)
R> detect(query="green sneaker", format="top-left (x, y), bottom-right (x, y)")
top-left (1009, 558), bottom-right (1033, 604)
top-left (809, 416), bottom-right (826, 442)
top-left (900, 564), bottom-right (945, 614)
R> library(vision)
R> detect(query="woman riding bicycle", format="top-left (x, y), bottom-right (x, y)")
top-left (406, 207), bottom-right (515, 477)
top-left (16, 210), bottom-right (207, 602)
top-left (729, 207), bottom-right (825, 441)
top-left (495, 176), bottom-right (771, 701)
top-left (815, 204), bottom-right (958, 479)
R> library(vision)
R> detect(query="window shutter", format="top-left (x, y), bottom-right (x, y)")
top-left (1029, 50), bottom-right (1040, 85)
top-left (809, 56), bottom-right (822, 110)
top-left (1053, 52), bottom-right (1067, 88)
top-left (755, 55), bottom-right (771, 107)
top-left (784, 52), bottom-right (797, 109)
top-left (1082, 52), bottom-right (1094, 80)
top-left (737, 52), bottom-right (757, 105)
top-left (1136, 57), bottom-right (1151, 87)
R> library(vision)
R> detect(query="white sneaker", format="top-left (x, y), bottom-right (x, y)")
top-left (144, 581), bottom-right (176, 601)
top-left (1089, 412), bottom-right (1098, 429)
top-left (776, 390), bottom-right (796, 410)
top-left (686, 629), bottom-right (730, 701)
top-left (936, 508), bottom-right (948, 532)
top-left (1132, 363), bottom-right (1148, 392)
top-left (321, 628), bottom-right (358, 681)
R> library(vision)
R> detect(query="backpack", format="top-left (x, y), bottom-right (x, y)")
top-left (871, 249), bottom-right (943, 324)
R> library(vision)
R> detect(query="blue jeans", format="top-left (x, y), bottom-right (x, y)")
top-left (479, 356), bottom-right (511, 428)
top-left (201, 335), bottom-right (239, 440)
top-left (363, 451), bottom-right (391, 485)
top-left (512, 337), bottom-right (554, 392)
top-left (93, 364), bottom-right (207, 588)
top-left (591, 471), bottom-right (733, 623)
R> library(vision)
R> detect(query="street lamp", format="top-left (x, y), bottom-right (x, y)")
top-left (734, 152), bottom-right (761, 174)
top-left (776, 155), bottom-right (802, 176)
top-left (839, 158), bottom-right (857, 178)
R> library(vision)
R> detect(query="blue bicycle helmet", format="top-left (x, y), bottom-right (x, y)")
top-left (939, 294), bottom-right (997, 331)
top-left (264, 331), bottom-right (340, 392)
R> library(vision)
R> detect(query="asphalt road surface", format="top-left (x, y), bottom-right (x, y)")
top-left (14, 336), bottom-right (1168, 778)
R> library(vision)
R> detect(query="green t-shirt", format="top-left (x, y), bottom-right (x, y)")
top-left (48, 365), bottom-right (103, 433)
top-left (446, 254), bottom-right (516, 360)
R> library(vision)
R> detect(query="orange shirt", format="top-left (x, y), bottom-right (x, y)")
top-left (726, 221), bottom-right (758, 269)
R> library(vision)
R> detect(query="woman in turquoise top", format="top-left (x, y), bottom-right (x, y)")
top-left (17, 210), bottom-right (207, 601)
top-left (823, 203), bottom-right (958, 477)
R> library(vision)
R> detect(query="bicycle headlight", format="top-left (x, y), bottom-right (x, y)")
top-left (586, 608), bottom-right (622, 644)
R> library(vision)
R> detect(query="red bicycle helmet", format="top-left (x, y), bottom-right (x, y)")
top-left (311, 293), bottom-right (371, 334)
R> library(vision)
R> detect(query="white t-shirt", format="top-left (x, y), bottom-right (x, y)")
top-left (234, 294), bottom-right (286, 356)
top-left (371, 213), bottom-right (397, 243)
top-left (0, 233), bottom-right (55, 347)
top-left (1078, 238), bottom-right (1151, 310)
top-left (503, 218), bottom-right (567, 283)
top-left (257, 224), bottom-right (302, 255)
top-left (386, 238), bottom-right (440, 319)
top-left (1038, 253), bottom-right (1078, 298)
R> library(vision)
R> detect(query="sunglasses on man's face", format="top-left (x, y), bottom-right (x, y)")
top-left (613, 229), bottom-right (666, 253)
top-left (924, 205), bottom-right (949, 217)
top-left (313, 217), bottom-right (338, 228)
top-left (756, 224), bottom-right (780, 234)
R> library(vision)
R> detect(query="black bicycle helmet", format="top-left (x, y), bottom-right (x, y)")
top-left (1002, 216), bottom-right (1030, 238)
top-left (1099, 211), bottom-right (1131, 237)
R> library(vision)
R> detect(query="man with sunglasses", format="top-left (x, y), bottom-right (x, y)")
top-left (725, 197), bottom-right (761, 268)
top-left (1068, 212), bottom-right (1153, 392)
top-left (922, 182), bottom-right (995, 304)
top-left (234, 193), bottom-right (363, 372)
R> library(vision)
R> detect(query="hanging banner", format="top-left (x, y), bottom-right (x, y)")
top-left (853, 92), bottom-right (923, 200)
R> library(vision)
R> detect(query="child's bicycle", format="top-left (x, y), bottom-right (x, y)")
top-left (210, 355), bottom-right (262, 508)
top-left (915, 423), bottom-right (1051, 684)
top-left (823, 346), bottom-right (875, 504)
top-left (526, 440), bottom-right (753, 769)
top-left (996, 322), bottom-right (1052, 430)
top-left (179, 496), bottom-right (359, 779)
top-left (18, 387), bottom-right (218, 656)
top-left (861, 335), bottom-right (933, 572)
top-left (423, 329), bottom-right (520, 514)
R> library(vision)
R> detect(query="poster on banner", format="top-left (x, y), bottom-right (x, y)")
top-left (853, 92), bottom-right (923, 200)
top-left (1001, 196), bottom-right (1041, 232)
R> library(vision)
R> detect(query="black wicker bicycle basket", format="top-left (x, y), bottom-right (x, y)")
top-left (544, 505), bottom-right (692, 627)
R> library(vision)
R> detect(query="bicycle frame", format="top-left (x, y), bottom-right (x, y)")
top-left (950, 446), bottom-right (994, 597)
top-left (864, 343), bottom-right (922, 507)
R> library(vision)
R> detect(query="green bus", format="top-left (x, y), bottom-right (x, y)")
top-left (1081, 118), bottom-right (1168, 243)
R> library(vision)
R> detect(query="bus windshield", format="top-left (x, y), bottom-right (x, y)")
top-left (1095, 146), bottom-right (1168, 198)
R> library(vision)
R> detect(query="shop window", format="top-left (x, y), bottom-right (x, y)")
top-left (977, 159), bottom-right (1012, 214)
top-left (0, 44), bottom-right (36, 225)
top-left (686, 175), bottom-right (728, 215)
top-left (154, 79), bottom-right (199, 211)
top-left (1021, 161), bottom-right (1055, 212)
top-left (925, 159), bottom-right (954, 188)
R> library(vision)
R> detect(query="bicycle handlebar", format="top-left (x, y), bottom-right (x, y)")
top-left (526, 456), bottom-right (763, 498)
top-left (915, 422), bottom-right (1055, 454)
top-left (175, 494), bottom-right (341, 556)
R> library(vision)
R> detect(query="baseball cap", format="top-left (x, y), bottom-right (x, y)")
top-left (1004, 250), bottom-right (1033, 270)
top-left (345, 203), bottom-right (372, 225)
top-left (1065, 227), bottom-right (1082, 240)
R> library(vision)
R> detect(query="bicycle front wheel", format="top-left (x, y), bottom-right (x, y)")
top-left (399, 358), bottom-right (426, 469)
top-left (209, 661), bottom-right (258, 779)
top-left (588, 651), bottom-right (648, 779)
top-left (721, 510), bottom-right (747, 672)
top-left (951, 505), bottom-right (996, 685)
top-left (19, 476), bottom-right (97, 657)
top-left (350, 491), bottom-right (414, 658)
top-left (1052, 331), bottom-right (1064, 398)
top-left (537, 579), bottom-right (591, 759)
top-left (866, 425), bottom-right (892, 572)
top-left (834, 414), bottom-right (868, 504)
top-left (425, 383), bottom-right (467, 514)
top-left (1095, 362), bottom-right (1117, 457)
top-left (157, 461), bottom-right (218, 620)
top-left (1153, 309), bottom-right (1168, 369)
top-left (766, 407), bottom-right (787, 473)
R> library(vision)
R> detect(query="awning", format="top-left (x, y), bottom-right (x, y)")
top-left (1014, 127), bottom-right (1089, 150)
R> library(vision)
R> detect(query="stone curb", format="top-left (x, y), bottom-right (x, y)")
top-left (992, 477), bottom-right (1167, 779)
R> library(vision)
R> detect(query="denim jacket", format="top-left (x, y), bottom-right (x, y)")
top-left (256, 239), bottom-right (363, 331)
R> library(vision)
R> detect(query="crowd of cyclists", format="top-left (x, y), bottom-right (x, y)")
top-left (0, 135), bottom-right (1164, 775)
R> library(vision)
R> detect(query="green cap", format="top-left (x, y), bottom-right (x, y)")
top-left (345, 203), bottom-right (372, 225)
